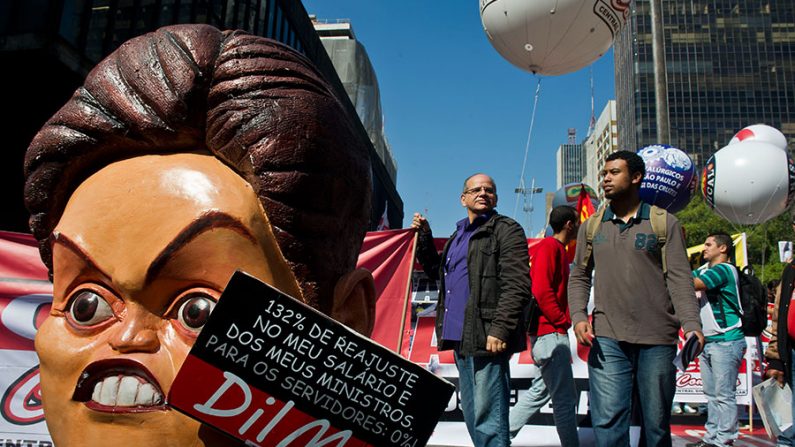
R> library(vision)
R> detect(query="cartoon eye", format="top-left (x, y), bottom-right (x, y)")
top-left (67, 290), bottom-right (114, 326)
top-left (176, 295), bottom-right (216, 332)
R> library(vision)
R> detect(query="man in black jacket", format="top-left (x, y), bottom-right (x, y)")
top-left (764, 216), bottom-right (795, 446)
top-left (412, 173), bottom-right (530, 447)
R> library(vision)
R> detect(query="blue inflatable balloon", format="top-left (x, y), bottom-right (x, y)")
top-left (637, 145), bottom-right (696, 213)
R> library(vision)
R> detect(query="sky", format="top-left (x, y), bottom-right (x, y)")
top-left (302, 1), bottom-right (617, 237)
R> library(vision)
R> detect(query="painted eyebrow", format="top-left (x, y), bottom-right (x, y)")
top-left (52, 211), bottom-right (256, 287)
top-left (50, 233), bottom-right (113, 281)
top-left (145, 210), bottom-right (257, 283)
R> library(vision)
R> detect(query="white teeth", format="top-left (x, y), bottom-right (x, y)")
top-left (137, 383), bottom-right (157, 406)
top-left (92, 382), bottom-right (102, 403)
top-left (90, 375), bottom-right (163, 407)
top-left (99, 376), bottom-right (119, 404)
top-left (116, 376), bottom-right (139, 406)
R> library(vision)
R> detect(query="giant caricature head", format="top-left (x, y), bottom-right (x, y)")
top-left (23, 25), bottom-right (375, 446)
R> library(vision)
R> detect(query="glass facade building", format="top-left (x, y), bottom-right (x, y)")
top-left (2, 0), bottom-right (308, 72)
top-left (556, 143), bottom-right (584, 189)
top-left (314, 19), bottom-right (398, 184)
top-left (615, 0), bottom-right (795, 167)
top-left (0, 0), bottom-right (403, 231)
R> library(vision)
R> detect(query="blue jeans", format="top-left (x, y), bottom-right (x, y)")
top-left (509, 332), bottom-right (579, 446)
top-left (588, 337), bottom-right (676, 447)
top-left (454, 351), bottom-right (511, 447)
top-left (776, 349), bottom-right (795, 446)
top-left (700, 339), bottom-right (746, 445)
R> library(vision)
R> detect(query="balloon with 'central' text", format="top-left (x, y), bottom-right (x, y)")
top-left (479, 0), bottom-right (632, 76)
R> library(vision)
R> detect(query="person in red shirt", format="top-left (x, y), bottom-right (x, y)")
top-left (509, 206), bottom-right (580, 446)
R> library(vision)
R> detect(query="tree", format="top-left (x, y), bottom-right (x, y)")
top-left (675, 194), bottom-right (792, 284)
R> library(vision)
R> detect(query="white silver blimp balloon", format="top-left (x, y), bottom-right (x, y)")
top-left (702, 141), bottom-right (795, 225)
top-left (728, 124), bottom-right (788, 151)
top-left (479, 0), bottom-right (632, 76)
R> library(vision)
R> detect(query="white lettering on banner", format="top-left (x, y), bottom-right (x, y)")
top-left (203, 332), bottom-right (250, 368)
top-left (646, 165), bottom-right (685, 181)
top-left (0, 440), bottom-right (51, 447)
top-left (194, 371), bottom-right (252, 417)
top-left (226, 323), bottom-right (266, 352)
top-left (181, 279), bottom-right (429, 446)
top-left (308, 323), bottom-right (333, 346)
top-left (193, 371), bottom-right (352, 446)
top-left (676, 373), bottom-right (703, 388)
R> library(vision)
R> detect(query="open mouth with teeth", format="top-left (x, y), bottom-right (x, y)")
top-left (72, 359), bottom-right (167, 413)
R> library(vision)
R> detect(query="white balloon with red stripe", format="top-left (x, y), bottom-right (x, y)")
top-left (728, 124), bottom-right (788, 151)
top-left (702, 140), bottom-right (795, 225)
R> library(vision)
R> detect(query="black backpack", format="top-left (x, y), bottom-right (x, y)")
top-left (712, 264), bottom-right (767, 337)
top-left (735, 265), bottom-right (768, 337)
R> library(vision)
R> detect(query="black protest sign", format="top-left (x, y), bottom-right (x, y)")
top-left (168, 271), bottom-right (454, 447)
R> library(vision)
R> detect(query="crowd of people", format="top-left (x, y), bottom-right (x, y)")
top-left (412, 150), bottom-right (792, 447)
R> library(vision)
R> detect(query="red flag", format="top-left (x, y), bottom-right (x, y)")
top-left (576, 183), bottom-right (596, 223)
top-left (567, 185), bottom-right (597, 263)
top-left (356, 229), bottom-right (417, 355)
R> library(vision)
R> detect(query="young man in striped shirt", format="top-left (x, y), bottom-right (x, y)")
top-left (687, 232), bottom-right (746, 447)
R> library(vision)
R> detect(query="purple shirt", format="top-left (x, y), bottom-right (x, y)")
top-left (441, 212), bottom-right (494, 341)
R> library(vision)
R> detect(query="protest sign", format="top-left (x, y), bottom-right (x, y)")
top-left (168, 271), bottom-right (454, 447)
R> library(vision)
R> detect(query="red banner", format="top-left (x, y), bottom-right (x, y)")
top-left (356, 229), bottom-right (417, 355)
top-left (0, 232), bottom-right (52, 443)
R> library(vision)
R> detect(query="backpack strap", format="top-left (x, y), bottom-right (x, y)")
top-left (581, 206), bottom-right (607, 269)
top-left (649, 205), bottom-right (668, 275)
top-left (706, 288), bottom-right (729, 327)
top-left (582, 205), bottom-right (668, 272)
top-left (722, 263), bottom-right (744, 315)
top-left (707, 263), bottom-right (744, 330)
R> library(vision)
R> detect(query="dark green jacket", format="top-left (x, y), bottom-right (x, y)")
top-left (416, 213), bottom-right (530, 356)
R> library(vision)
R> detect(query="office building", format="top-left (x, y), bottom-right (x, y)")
top-left (556, 129), bottom-right (584, 189)
top-left (614, 0), bottom-right (795, 167)
top-left (312, 18), bottom-right (398, 225)
top-left (583, 100), bottom-right (619, 202)
top-left (0, 0), bottom-right (403, 232)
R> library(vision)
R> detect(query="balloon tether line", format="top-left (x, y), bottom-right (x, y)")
top-left (513, 77), bottom-right (543, 224)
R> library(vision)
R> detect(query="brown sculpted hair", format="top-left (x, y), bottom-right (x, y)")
top-left (23, 24), bottom-right (371, 313)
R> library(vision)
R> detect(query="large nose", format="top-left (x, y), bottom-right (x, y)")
top-left (108, 306), bottom-right (161, 353)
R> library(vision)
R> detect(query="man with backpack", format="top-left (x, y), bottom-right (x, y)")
top-left (687, 232), bottom-right (747, 447)
top-left (569, 150), bottom-right (704, 447)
